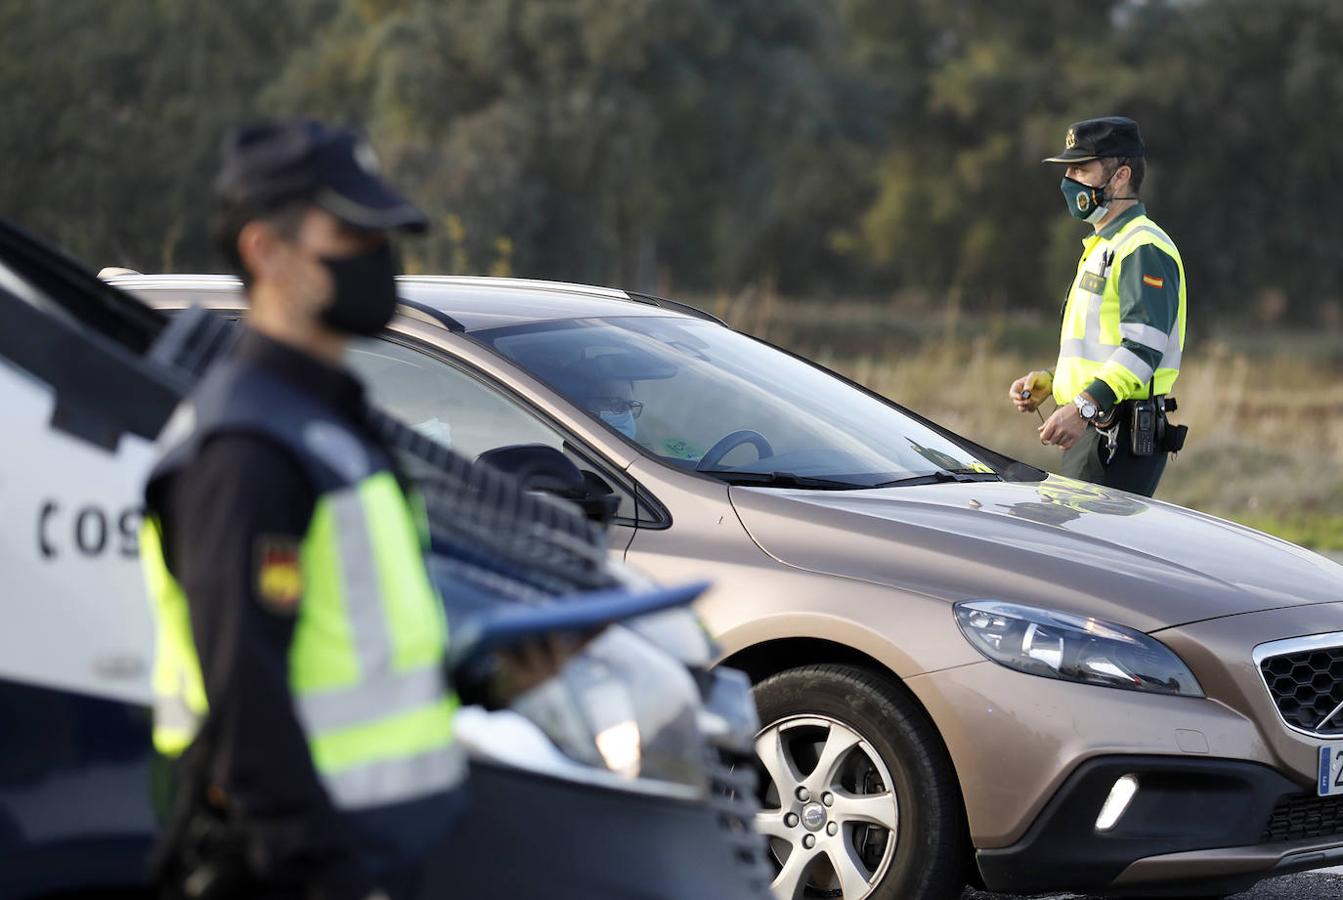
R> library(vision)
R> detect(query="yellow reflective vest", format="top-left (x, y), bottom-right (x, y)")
top-left (141, 359), bottom-right (463, 812)
top-left (1052, 203), bottom-right (1187, 409)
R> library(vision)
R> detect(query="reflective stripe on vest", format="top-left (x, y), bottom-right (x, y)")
top-left (143, 469), bottom-right (463, 810)
top-left (1053, 217), bottom-right (1187, 404)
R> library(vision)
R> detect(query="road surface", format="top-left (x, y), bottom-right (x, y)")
top-left (966, 868), bottom-right (1343, 899)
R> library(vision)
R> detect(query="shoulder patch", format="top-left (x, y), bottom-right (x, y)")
top-left (1142, 274), bottom-right (1165, 289)
top-left (256, 536), bottom-right (303, 613)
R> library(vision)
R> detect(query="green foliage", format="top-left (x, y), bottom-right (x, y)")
top-left (848, 0), bottom-right (1343, 322)
top-left (254, 0), bottom-right (876, 291)
top-left (1, 0), bottom-right (1340, 323)
top-left (1230, 516), bottom-right (1343, 553)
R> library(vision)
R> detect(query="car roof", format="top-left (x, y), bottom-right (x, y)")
top-left (102, 273), bottom-right (722, 332)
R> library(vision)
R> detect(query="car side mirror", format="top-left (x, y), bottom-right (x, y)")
top-left (575, 469), bottom-right (622, 526)
top-left (476, 444), bottom-right (620, 526)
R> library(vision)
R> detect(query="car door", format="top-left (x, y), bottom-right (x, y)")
top-left (0, 220), bottom-right (186, 895)
top-left (345, 330), bottom-right (651, 557)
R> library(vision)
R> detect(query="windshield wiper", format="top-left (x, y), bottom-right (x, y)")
top-left (700, 470), bottom-right (875, 490)
top-left (873, 469), bottom-right (1001, 488)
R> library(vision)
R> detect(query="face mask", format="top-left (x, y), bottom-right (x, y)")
top-left (318, 241), bottom-right (399, 336)
top-left (1060, 174), bottom-right (1113, 224)
top-left (599, 409), bottom-right (637, 439)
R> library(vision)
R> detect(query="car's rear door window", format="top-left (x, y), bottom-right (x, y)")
top-left (347, 337), bottom-right (564, 459)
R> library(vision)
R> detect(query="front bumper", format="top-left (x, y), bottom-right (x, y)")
top-left (908, 602), bottom-right (1343, 895)
top-left (974, 754), bottom-right (1343, 895)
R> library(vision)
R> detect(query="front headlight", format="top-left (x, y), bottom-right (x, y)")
top-left (954, 600), bottom-right (1204, 697)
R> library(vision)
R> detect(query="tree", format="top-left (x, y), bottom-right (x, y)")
top-left (262, 0), bottom-right (879, 292)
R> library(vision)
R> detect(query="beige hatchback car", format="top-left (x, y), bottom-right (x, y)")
top-left (120, 273), bottom-right (1343, 900)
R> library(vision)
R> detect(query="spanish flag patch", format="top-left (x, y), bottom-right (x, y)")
top-left (1142, 274), bottom-right (1165, 289)
top-left (256, 536), bottom-right (302, 612)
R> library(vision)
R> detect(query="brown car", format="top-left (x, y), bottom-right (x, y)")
top-left (118, 273), bottom-right (1343, 900)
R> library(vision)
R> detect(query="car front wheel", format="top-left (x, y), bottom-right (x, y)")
top-left (752, 664), bottom-right (969, 900)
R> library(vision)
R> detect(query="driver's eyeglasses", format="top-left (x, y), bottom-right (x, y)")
top-left (588, 397), bottom-right (644, 418)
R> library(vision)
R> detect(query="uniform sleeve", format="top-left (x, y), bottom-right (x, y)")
top-left (1086, 243), bottom-right (1182, 409)
top-left (162, 434), bottom-right (375, 900)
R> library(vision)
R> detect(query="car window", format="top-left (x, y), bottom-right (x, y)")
top-left (347, 337), bottom-right (564, 459)
top-left (479, 315), bottom-right (994, 486)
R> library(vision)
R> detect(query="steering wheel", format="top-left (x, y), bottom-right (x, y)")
top-left (696, 430), bottom-right (775, 471)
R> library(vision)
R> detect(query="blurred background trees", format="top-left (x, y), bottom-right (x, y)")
top-left (4, 0), bottom-right (1343, 544)
top-left (2, 0), bottom-right (1342, 326)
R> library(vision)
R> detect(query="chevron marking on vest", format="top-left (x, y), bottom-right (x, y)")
top-left (1113, 224), bottom-right (1173, 258)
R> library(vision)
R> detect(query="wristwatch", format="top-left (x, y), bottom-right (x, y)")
top-left (1073, 394), bottom-right (1099, 423)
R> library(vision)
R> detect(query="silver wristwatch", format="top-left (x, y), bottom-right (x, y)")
top-left (1073, 394), bottom-right (1099, 422)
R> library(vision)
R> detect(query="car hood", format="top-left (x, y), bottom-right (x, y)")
top-left (728, 475), bottom-right (1343, 633)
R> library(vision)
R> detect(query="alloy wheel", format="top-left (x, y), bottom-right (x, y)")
top-left (754, 714), bottom-right (899, 900)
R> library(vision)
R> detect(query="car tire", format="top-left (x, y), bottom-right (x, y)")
top-left (752, 663), bottom-right (970, 900)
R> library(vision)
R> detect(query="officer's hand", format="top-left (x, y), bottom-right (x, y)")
top-left (492, 630), bottom-right (600, 704)
top-left (1009, 371), bottom-right (1052, 412)
top-left (1038, 403), bottom-right (1086, 450)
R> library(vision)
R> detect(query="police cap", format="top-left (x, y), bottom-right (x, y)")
top-left (215, 120), bottom-right (427, 233)
top-left (1042, 116), bottom-right (1144, 164)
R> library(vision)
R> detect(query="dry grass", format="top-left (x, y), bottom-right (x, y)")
top-left (707, 295), bottom-right (1343, 549)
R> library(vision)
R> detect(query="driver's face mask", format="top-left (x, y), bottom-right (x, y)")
top-left (590, 395), bottom-right (641, 440)
top-left (599, 408), bottom-right (637, 439)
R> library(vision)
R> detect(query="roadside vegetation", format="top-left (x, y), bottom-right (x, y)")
top-left (710, 293), bottom-right (1343, 551)
top-left (4, 1), bottom-right (1338, 546)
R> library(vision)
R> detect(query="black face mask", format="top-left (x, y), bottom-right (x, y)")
top-left (318, 241), bottom-right (399, 336)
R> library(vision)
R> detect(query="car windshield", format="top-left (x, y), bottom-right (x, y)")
top-left (477, 315), bottom-right (996, 488)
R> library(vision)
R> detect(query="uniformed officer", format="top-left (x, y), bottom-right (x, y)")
top-left (140, 120), bottom-right (477, 900)
top-left (1009, 116), bottom-right (1187, 497)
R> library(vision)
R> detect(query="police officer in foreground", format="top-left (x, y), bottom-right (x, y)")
top-left (1009, 116), bottom-right (1188, 497)
top-left (140, 121), bottom-right (560, 900)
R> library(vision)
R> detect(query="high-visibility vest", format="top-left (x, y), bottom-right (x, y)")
top-left (140, 359), bottom-right (464, 813)
top-left (1052, 212), bottom-right (1187, 405)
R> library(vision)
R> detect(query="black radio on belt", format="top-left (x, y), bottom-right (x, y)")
top-left (1130, 397), bottom-right (1157, 456)
top-left (1129, 392), bottom-right (1188, 457)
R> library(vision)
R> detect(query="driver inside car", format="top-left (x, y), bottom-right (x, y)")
top-left (552, 352), bottom-right (703, 462)
top-left (584, 376), bottom-right (642, 440)
top-left (582, 376), bottom-right (708, 462)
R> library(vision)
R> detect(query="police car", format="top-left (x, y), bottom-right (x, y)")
top-left (0, 223), bottom-right (771, 899)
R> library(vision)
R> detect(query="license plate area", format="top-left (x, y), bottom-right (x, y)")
top-left (1318, 745), bottom-right (1343, 797)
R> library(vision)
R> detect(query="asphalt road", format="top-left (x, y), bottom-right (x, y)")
top-left (964, 869), bottom-right (1343, 899)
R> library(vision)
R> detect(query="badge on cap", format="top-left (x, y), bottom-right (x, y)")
top-left (1065, 128), bottom-right (1077, 149)
top-left (256, 536), bottom-right (303, 612)
top-left (354, 139), bottom-right (382, 176)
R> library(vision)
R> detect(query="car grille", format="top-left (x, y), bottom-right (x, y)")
top-left (1258, 643), bottom-right (1343, 737)
top-left (1264, 794), bottom-right (1343, 843)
